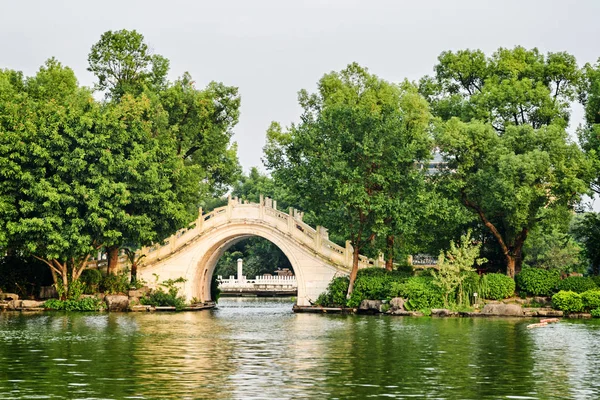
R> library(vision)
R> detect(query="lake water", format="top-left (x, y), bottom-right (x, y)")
top-left (1, 297), bottom-right (600, 399)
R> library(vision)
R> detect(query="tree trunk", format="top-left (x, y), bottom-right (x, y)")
top-left (131, 262), bottom-right (138, 285)
top-left (506, 256), bottom-right (516, 279)
top-left (107, 246), bottom-right (120, 275)
top-left (347, 246), bottom-right (361, 297)
top-left (385, 235), bottom-right (394, 271)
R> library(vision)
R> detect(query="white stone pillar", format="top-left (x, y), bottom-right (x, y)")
top-left (237, 258), bottom-right (243, 282)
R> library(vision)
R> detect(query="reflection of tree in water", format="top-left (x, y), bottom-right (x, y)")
top-left (214, 237), bottom-right (293, 279)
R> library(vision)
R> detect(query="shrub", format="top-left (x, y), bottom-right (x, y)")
top-left (581, 290), bottom-right (600, 310)
top-left (515, 268), bottom-right (560, 296)
top-left (390, 276), bottom-right (444, 312)
top-left (482, 273), bottom-right (515, 300)
top-left (346, 268), bottom-right (409, 307)
top-left (552, 291), bottom-right (583, 313)
top-left (591, 276), bottom-right (600, 287)
top-left (556, 276), bottom-right (597, 293)
top-left (315, 276), bottom-right (349, 307)
top-left (80, 269), bottom-right (103, 294)
top-left (101, 273), bottom-right (130, 294)
top-left (591, 308), bottom-right (600, 318)
top-left (459, 272), bottom-right (481, 306)
top-left (140, 278), bottom-right (187, 310)
top-left (44, 297), bottom-right (106, 311)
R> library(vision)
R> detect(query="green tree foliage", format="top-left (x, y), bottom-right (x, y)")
top-left (214, 237), bottom-right (292, 279)
top-left (578, 59), bottom-right (600, 194)
top-left (159, 73), bottom-right (241, 194)
top-left (432, 231), bottom-right (486, 307)
top-left (87, 30), bottom-right (241, 273)
top-left (1, 30), bottom-right (242, 296)
top-left (231, 167), bottom-right (292, 208)
top-left (423, 47), bottom-right (591, 278)
top-left (0, 60), bottom-right (116, 295)
top-left (435, 119), bottom-right (589, 278)
top-left (87, 29), bottom-right (169, 99)
top-left (523, 208), bottom-right (584, 273)
top-left (571, 212), bottom-right (600, 274)
top-left (264, 63), bottom-right (432, 294)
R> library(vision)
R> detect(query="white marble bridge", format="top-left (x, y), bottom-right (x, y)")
top-left (136, 196), bottom-right (383, 306)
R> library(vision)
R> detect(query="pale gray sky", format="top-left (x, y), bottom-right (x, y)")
top-left (2, 0), bottom-right (599, 172)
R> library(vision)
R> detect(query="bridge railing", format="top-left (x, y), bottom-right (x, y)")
top-left (138, 195), bottom-right (382, 272)
top-left (218, 275), bottom-right (298, 288)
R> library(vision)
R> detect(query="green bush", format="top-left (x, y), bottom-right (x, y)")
top-left (140, 278), bottom-right (187, 310)
top-left (101, 273), bottom-right (130, 294)
top-left (556, 276), bottom-right (598, 293)
top-left (515, 268), bottom-right (560, 296)
top-left (591, 308), bottom-right (600, 318)
top-left (44, 297), bottom-right (106, 311)
top-left (315, 276), bottom-right (349, 307)
top-left (482, 273), bottom-right (515, 300)
top-left (80, 269), bottom-right (103, 294)
top-left (459, 272), bottom-right (481, 306)
top-left (581, 290), bottom-right (600, 310)
top-left (552, 291), bottom-right (584, 313)
top-left (591, 276), bottom-right (600, 287)
top-left (346, 268), bottom-right (410, 307)
top-left (390, 276), bottom-right (444, 312)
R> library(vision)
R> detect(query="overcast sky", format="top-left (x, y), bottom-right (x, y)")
top-left (2, 0), bottom-right (599, 173)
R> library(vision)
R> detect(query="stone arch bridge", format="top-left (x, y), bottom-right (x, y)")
top-left (136, 196), bottom-right (384, 306)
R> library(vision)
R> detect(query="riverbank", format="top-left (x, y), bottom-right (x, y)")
top-left (294, 297), bottom-right (594, 319)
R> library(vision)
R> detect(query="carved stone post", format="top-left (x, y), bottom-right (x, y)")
top-left (345, 240), bottom-right (353, 268)
top-left (227, 194), bottom-right (232, 220)
top-left (288, 207), bottom-right (294, 233)
top-left (259, 195), bottom-right (265, 219)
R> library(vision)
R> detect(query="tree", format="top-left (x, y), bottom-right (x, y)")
top-left (87, 30), bottom-right (242, 273)
top-left (522, 208), bottom-right (584, 273)
top-left (579, 59), bottom-right (600, 194)
top-left (571, 212), bottom-right (600, 275)
top-left (87, 29), bottom-right (169, 99)
top-left (0, 60), bottom-right (117, 296)
top-left (264, 63), bottom-right (432, 295)
top-left (423, 47), bottom-right (590, 277)
top-left (159, 74), bottom-right (241, 195)
top-left (433, 231), bottom-right (486, 307)
top-left (435, 119), bottom-right (590, 277)
top-left (95, 94), bottom-right (198, 274)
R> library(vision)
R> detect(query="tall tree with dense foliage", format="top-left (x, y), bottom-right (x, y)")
top-left (423, 47), bottom-right (591, 277)
top-left (0, 60), bottom-right (121, 295)
top-left (86, 30), bottom-right (241, 273)
top-left (264, 63), bottom-right (432, 294)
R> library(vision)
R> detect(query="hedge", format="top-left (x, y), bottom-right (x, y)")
top-left (515, 268), bottom-right (560, 296)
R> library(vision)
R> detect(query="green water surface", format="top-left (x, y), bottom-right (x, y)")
top-left (1, 298), bottom-right (599, 399)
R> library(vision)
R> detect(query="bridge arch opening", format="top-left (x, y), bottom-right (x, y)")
top-left (191, 228), bottom-right (307, 305)
top-left (209, 236), bottom-right (296, 298)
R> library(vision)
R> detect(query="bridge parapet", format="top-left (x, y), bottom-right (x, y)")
top-left (138, 195), bottom-right (382, 271)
